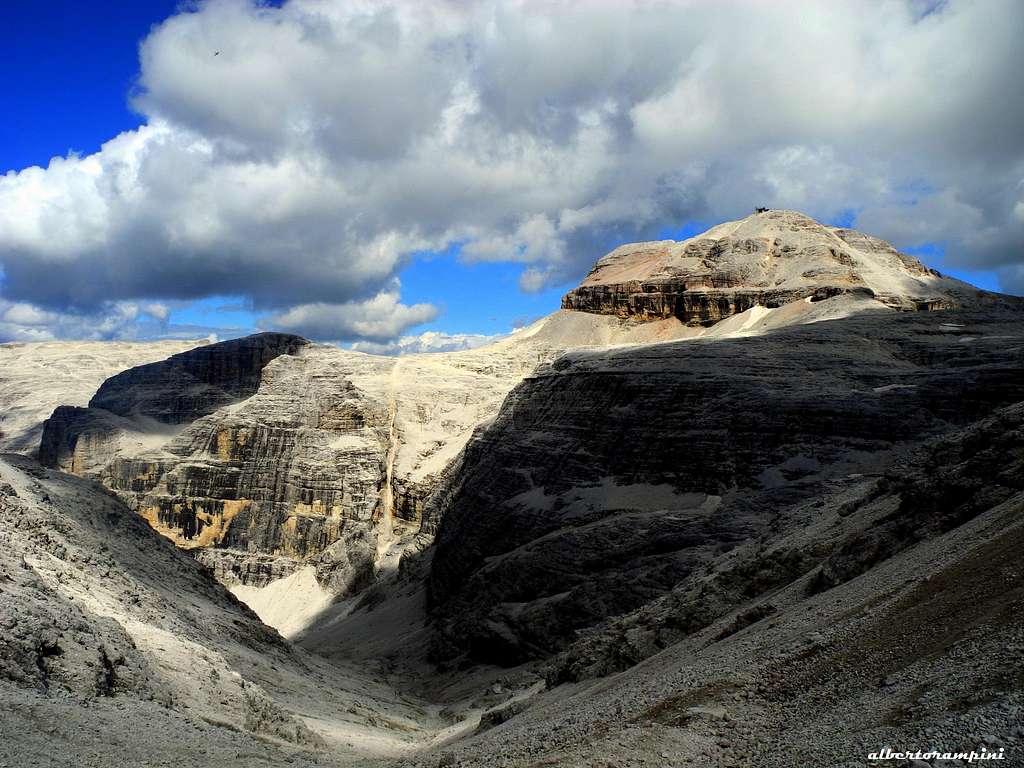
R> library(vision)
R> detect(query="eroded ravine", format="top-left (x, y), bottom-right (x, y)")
top-left (375, 358), bottom-right (402, 568)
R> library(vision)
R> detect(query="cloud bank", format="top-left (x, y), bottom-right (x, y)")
top-left (1, 0), bottom-right (1022, 341)
top-left (264, 284), bottom-right (437, 342)
top-left (350, 330), bottom-right (502, 356)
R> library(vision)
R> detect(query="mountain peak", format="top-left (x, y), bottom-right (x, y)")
top-left (562, 211), bottom-right (1012, 325)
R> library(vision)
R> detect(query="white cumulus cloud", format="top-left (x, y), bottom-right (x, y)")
top-left (263, 285), bottom-right (437, 342)
top-left (350, 330), bottom-right (502, 356)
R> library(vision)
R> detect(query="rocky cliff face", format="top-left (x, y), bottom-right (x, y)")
top-left (542, 396), bottom-right (1024, 684)
top-left (561, 210), bottom-right (1014, 323)
top-left (123, 352), bottom-right (390, 594)
top-left (88, 332), bottom-right (310, 423)
top-left (31, 306), bottom-right (728, 626)
top-left (38, 339), bottom-right (392, 603)
top-left (38, 332), bottom-right (308, 472)
top-left (426, 309), bottom-right (1024, 666)
top-left (31, 325), bottom-right (585, 622)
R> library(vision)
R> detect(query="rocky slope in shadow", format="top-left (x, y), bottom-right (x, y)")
top-left (545, 397), bottom-right (1024, 683)
top-left (426, 309), bottom-right (1024, 667)
top-left (393, 426), bottom-right (1024, 767)
top-left (299, 319), bottom-right (1024, 768)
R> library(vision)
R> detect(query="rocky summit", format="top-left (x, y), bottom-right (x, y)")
top-left (3, 211), bottom-right (1023, 767)
top-left (562, 209), bottom-right (1015, 322)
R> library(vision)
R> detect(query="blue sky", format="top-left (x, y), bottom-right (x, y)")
top-left (1, 1), bottom-right (1017, 345)
top-left (4, 2), bottom-right (178, 170)
top-left (2, 0), bottom-right (584, 340)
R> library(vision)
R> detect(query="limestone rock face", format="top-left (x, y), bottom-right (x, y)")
top-left (561, 210), bottom-right (1015, 323)
top-left (32, 328), bottom-right (577, 611)
top-left (36, 405), bottom-right (128, 475)
top-left (195, 548), bottom-right (303, 588)
top-left (40, 343), bottom-right (390, 597)
top-left (38, 333), bottom-right (310, 474)
top-left (31, 306), bottom-right (729, 614)
top-left (426, 309), bottom-right (1024, 666)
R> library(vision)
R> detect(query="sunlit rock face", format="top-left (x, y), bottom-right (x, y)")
top-left (39, 337), bottom-right (390, 596)
top-left (32, 327), bottom-right (564, 603)
top-left (561, 209), bottom-right (1014, 323)
top-left (129, 350), bottom-right (391, 595)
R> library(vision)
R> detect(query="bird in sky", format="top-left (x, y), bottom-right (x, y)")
top-left (214, 51), bottom-right (220, 56)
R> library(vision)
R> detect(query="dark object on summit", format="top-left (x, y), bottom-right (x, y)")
top-left (756, 206), bottom-right (770, 213)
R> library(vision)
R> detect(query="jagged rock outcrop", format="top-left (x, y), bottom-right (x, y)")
top-left (196, 548), bottom-right (304, 588)
top-left (426, 309), bottom-right (1024, 666)
top-left (561, 210), bottom-right (1014, 323)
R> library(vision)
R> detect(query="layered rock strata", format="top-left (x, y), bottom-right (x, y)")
top-left (41, 340), bottom-right (390, 597)
top-left (33, 328), bottom-right (574, 610)
top-left (561, 209), bottom-right (1013, 323)
top-left (426, 309), bottom-right (1024, 666)
top-left (31, 212), bottom-right (1023, 633)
